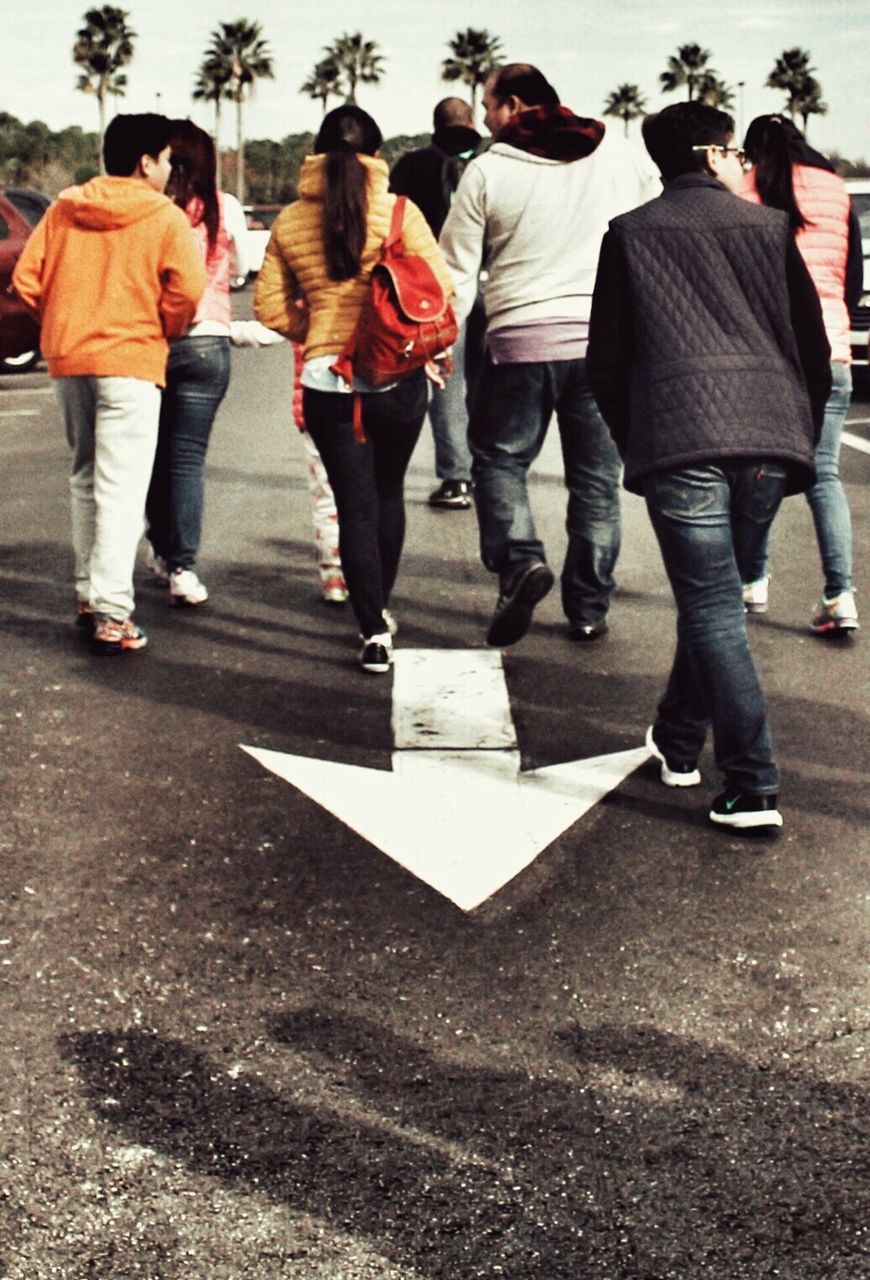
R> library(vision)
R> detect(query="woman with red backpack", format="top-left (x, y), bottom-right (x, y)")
top-left (255, 105), bottom-right (452, 673)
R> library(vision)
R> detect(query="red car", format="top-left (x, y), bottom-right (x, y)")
top-left (0, 190), bottom-right (42, 372)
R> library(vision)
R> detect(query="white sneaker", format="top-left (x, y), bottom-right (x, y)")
top-left (321, 576), bottom-right (349, 606)
top-left (811, 590), bottom-right (859, 635)
top-left (359, 631), bottom-right (393, 674)
top-left (169, 568), bottom-right (208, 606)
top-left (645, 725), bottom-right (701, 788)
top-left (742, 576), bottom-right (770, 614)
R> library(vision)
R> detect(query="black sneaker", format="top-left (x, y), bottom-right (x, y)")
top-left (429, 480), bottom-right (472, 509)
top-left (359, 633), bottom-right (393, 674)
top-left (487, 561), bottom-right (554, 647)
top-left (709, 791), bottom-right (783, 831)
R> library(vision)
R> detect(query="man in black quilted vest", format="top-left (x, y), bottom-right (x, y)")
top-left (587, 101), bottom-right (831, 833)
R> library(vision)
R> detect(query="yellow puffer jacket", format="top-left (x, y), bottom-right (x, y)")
top-left (254, 153), bottom-right (452, 360)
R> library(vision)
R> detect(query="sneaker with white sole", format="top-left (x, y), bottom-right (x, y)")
top-left (709, 790), bottom-right (783, 831)
top-left (359, 631), bottom-right (393, 674)
top-left (169, 568), bottom-right (208, 607)
top-left (811, 590), bottom-right (858, 636)
top-left (742, 576), bottom-right (770, 614)
top-left (321, 576), bottom-right (349, 606)
top-left (91, 617), bottom-right (148, 655)
top-left (645, 725), bottom-right (701, 787)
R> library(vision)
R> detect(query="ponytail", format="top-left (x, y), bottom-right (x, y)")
top-left (315, 104), bottom-right (383, 283)
top-left (323, 145), bottom-right (369, 281)
top-left (743, 115), bottom-right (806, 232)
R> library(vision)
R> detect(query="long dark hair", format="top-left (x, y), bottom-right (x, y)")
top-left (743, 114), bottom-right (806, 231)
top-left (167, 119), bottom-right (220, 254)
top-left (315, 105), bottom-right (383, 282)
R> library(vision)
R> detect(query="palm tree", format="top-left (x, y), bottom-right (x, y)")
top-left (660, 43), bottom-right (713, 101)
top-left (326, 32), bottom-right (384, 105)
top-left (792, 76), bottom-right (828, 134)
top-left (766, 48), bottom-right (821, 122)
top-left (603, 84), bottom-right (648, 137)
top-left (204, 19), bottom-right (274, 204)
top-left (442, 28), bottom-right (503, 122)
top-left (696, 74), bottom-right (735, 112)
top-left (72, 5), bottom-right (136, 160)
top-left (300, 56), bottom-right (342, 116)
top-left (193, 55), bottom-right (234, 187)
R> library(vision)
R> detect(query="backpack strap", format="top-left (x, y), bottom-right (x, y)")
top-left (330, 197), bottom-right (408, 443)
top-left (385, 195), bottom-right (406, 253)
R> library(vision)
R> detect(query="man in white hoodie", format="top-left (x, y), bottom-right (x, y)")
top-left (440, 64), bottom-right (659, 647)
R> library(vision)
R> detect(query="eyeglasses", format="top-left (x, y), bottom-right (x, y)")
top-left (691, 144), bottom-right (747, 163)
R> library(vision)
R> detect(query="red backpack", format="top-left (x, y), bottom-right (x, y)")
top-left (331, 196), bottom-right (458, 399)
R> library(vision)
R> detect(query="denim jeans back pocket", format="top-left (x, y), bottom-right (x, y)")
top-left (736, 463), bottom-right (787, 527)
top-left (645, 466), bottom-right (729, 524)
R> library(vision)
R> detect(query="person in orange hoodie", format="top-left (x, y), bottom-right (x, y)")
top-left (13, 113), bottom-right (206, 655)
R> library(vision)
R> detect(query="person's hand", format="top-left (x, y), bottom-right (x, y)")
top-left (425, 353), bottom-right (453, 389)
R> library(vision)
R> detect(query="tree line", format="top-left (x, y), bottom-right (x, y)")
top-left (604, 43), bottom-right (829, 137)
top-left (2, 9), bottom-right (867, 202)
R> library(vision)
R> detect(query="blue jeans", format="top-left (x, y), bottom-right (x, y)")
top-left (747, 361), bottom-right (853, 596)
top-left (468, 357), bottom-right (622, 624)
top-left (303, 371), bottom-right (427, 638)
top-left (428, 320), bottom-right (472, 482)
top-left (147, 335), bottom-right (231, 571)
top-left (645, 463), bottom-right (787, 796)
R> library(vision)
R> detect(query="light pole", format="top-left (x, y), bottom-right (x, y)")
top-left (737, 81), bottom-right (745, 141)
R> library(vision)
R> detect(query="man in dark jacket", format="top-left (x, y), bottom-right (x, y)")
top-left (587, 101), bottom-right (831, 833)
top-left (391, 98), bottom-right (481, 509)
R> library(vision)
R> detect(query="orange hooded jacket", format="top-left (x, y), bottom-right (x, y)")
top-left (12, 176), bottom-right (206, 387)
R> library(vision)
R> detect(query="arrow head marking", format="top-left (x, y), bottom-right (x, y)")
top-left (241, 743), bottom-right (650, 912)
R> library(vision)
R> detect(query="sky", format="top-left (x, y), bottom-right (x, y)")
top-left (3, 0), bottom-right (869, 161)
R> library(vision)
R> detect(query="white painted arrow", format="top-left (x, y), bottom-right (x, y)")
top-left (242, 649), bottom-right (650, 912)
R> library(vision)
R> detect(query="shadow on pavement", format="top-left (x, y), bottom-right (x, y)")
top-left (60, 1013), bottom-right (867, 1279)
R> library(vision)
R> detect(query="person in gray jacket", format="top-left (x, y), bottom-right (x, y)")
top-left (587, 102), bottom-right (831, 833)
top-left (440, 63), bottom-right (659, 647)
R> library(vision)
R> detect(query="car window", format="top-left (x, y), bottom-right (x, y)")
top-left (0, 216), bottom-right (8, 241)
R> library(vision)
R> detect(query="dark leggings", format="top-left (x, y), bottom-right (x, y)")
top-left (303, 371), bottom-right (427, 637)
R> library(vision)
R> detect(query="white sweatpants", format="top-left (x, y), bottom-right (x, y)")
top-left (54, 375), bottom-right (160, 620)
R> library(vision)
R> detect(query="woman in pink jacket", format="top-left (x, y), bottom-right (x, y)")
top-left (146, 120), bottom-right (249, 606)
top-left (740, 114), bottom-right (861, 636)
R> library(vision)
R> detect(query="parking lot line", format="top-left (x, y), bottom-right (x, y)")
top-left (842, 430), bottom-right (870, 455)
top-left (0, 409), bottom-right (39, 418)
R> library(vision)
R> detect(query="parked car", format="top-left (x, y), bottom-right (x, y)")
top-left (846, 178), bottom-right (870, 373)
top-left (243, 204), bottom-right (282, 275)
top-left (0, 190), bottom-right (42, 373)
top-left (5, 187), bottom-right (51, 227)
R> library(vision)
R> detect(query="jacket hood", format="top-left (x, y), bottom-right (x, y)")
top-left (431, 124), bottom-right (481, 158)
top-left (56, 176), bottom-right (172, 230)
top-left (298, 152), bottom-right (390, 201)
top-left (496, 105), bottom-right (605, 163)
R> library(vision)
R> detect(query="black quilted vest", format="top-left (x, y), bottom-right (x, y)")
top-left (608, 173), bottom-right (820, 496)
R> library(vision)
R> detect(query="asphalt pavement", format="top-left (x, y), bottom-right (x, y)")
top-left (1, 303), bottom-right (867, 1279)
